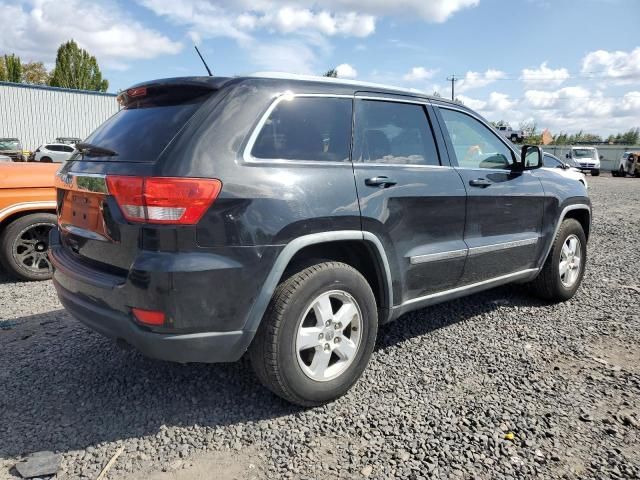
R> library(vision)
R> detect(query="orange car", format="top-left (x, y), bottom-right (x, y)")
top-left (0, 163), bottom-right (58, 280)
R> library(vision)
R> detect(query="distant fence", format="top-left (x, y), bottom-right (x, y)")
top-left (540, 144), bottom-right (640, 171)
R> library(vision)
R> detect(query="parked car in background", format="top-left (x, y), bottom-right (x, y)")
top-left (33, 143), bottom-right (76, 163)
top-left (496, 125), bottom-right (525, 143)
top-left (0, 163), bottom-right (58, 281)
top-left (566, 146), bottom-right (600, 176)
top-left (0, 138), bottom-right (26, 162)
top-left (50, 74), bottom-right (591, 406)
top-left (542, 152), bottom-right (588, 187)
top-left (56, 137), bottom-right (82, 145)
top-left (0, 155), bottom-right (11, 162)
top-left (612, 151), bottom-right (640, 177)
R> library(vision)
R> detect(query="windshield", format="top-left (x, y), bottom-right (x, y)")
top-left (572, 148), bottom-right (596, 159)
top-left (0, 139), bottom-right (20, 151)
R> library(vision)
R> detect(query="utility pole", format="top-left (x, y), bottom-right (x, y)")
top-left (446, 75), bottom-right (458, 101)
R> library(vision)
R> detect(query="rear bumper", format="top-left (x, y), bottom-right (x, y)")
top-left (54, 281), bottom-right (253, 363)
top-left (49, 228), bottom-right (282, 363)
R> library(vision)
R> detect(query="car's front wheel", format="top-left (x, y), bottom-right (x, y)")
top-left (0, 213), bottom-right (57, 281)
top-left (591, 169), bottom-right (600, 176)
top-left (529, 218), bottom-right (586, 301)
top-left (249, 261), bottom-right (378, 406)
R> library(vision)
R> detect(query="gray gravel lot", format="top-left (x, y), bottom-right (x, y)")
top-left (1, 176), bottom-right (639, 479)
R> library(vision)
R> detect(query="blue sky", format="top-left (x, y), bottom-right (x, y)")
top-left (1, 0), bottom-right (639, 135)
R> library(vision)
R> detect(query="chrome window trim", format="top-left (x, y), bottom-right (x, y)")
top-left (353, 163), bottom-right (452, 170)
top-left (242, 93), bottom-right (354, 166)
top-left (355, 95), bottom-right (430, 105)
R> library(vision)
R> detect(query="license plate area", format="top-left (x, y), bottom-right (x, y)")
top-left (59, 190), bottom-right (110, 240)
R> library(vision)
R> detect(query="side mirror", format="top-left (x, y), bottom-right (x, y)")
top-left (515, 145), bottom-right (543, 171)
top-left (565, 153), bottom-right (570, 159)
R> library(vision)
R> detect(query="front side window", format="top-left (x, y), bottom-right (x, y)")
top-left (439, 108), bottom-right (514, 170)
top-left (251, 97), bottom-right (352, 162)
top-left (353, 100), bottom-right (439, 166)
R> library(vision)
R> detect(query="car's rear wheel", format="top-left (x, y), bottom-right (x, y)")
top-left (40, 156), bottom-right (52, 163)
top-left (529, 218), bottom-right (586, 301)
top-left (0, 213), bottom-right (57, 281)
top-left (249, 261), bottom-right (378, 406)
top-left (510, 134), bottom-right (518, 143)
top-left (618, 166), bottom-right (626, 177)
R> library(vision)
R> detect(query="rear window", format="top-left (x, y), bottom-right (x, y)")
top-left (251, 97), bottom-right (352, 162)
top-left (79, 86), bottom-right (214, 162)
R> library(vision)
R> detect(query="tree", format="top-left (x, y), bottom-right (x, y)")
top-left (49, 40), bottom-right (108, 92)
top-left (2, 54), bottom-right (22, 82)
top-left (619, 128), bottom-right (640, 145)
top-left (323, 68), bottom-right (337, 78)
top-left (519, 120), bottom-right (537, 138)
top-left (22, 61), bottom-right (49, 85)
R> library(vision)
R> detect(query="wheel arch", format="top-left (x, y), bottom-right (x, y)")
top-left (243, 231), bottom-right (393, 337)
top-left (540, 204), bottom-right (591, 267)
top-left (0, 206), bottom-right (57, 236)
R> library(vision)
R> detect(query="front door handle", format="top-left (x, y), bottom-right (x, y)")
top-left (365, 176), bottom-right (397, 188)
top-left (469, 178), bottom-right (492, 188)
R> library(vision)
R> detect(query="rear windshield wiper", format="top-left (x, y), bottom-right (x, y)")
top-left (76, 142), bottom-right (119, 157)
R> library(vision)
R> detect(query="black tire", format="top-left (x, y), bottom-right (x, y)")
top-left (619, 166), bottom-right (626, 178)
top-left (40, 156), bottom-right (52, 163)
top-left (510, 134), bottom-right (518, 143)
top-left (591, 169), bottom-right (600, 176)
top-left (529, 218), bottom-right (587, 302)
top-left (249, 261), bottom-right (378, 407)
top-left (0, 213), bottom-right (57, 281)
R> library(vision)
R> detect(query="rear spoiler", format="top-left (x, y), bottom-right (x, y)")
top-left (117, 77), bottom-right (232, 108)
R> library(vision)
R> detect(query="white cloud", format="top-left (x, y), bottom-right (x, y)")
top-left (249, 39), bottom-right (323, 74)
top-left (403, 66), bottom-right (439, 82)
top-left (582, 47), bottom-right (640, 83)
top-left (320, 0), bottom-right (480, 23)
top-left (335, 63), bottom-right (358, 78)
top-left (0, 0), bottom-right (182, 68)
top-left (521, 62), bottom-right (569, 87)
top-left (457, 69), bottom-right (506, 92)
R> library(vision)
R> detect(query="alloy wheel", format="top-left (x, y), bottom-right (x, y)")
top-left (559, 234), bottom-right (582, 288)
top-left (295, 290), bottom-right (362, 382)
top-left (12, 222), bottom-right (55, 276)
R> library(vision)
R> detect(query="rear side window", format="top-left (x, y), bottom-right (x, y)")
top-left (251, 97), bottom-right (352, 162)
top-left (80, 87), bottom-right (214, 162)
top-left (353, 100), bottom-right (440, 166)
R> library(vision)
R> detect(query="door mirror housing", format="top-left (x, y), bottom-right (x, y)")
top-left (514, 145), bottom-right (543, 171)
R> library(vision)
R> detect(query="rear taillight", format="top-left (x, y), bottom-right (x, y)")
top-left (106, 176), bottom-right (222, 225)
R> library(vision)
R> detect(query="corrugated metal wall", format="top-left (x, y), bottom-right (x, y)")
top-left (0, 81), bottom-right (119, 151)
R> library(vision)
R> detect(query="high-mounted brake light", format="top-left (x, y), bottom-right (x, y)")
top-left (127, 86), bottom-right (147, 98)
top-left (106, 176), bottom-right (222, 225)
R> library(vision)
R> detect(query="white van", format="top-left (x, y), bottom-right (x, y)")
top-left (566, 146), bottom-right (600, 176)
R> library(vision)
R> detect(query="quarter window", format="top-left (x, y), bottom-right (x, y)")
top-left (251, 97), bottom-right (352, 162)
top-left (353, 100), bottom-right (440, 166)
top-left (439, 108), bottom-right (514, 170)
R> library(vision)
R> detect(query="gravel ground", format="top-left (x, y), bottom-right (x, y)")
top-left (1, 175), bottom-right (639, 480)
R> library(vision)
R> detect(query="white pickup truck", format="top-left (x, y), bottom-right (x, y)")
top-left (496, 125), bottom-right (525, 143)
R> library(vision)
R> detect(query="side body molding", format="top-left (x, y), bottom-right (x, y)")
top-left (242, 231), bottom-right (394, 335)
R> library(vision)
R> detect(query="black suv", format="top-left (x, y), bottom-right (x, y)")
top-left (50, 74), bottom-right (591, 406)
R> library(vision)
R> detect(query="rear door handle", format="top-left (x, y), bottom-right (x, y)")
top-left (365, 176), bottom-right (397, 188)
top-left (469, 178), bottom-right (492, 188)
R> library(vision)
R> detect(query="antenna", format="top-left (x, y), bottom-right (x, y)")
top-left (194, 46), bottom-right (212, 76)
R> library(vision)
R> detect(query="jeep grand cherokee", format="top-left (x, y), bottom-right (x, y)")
top-left (50, 74), bottom-right (591, 406)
